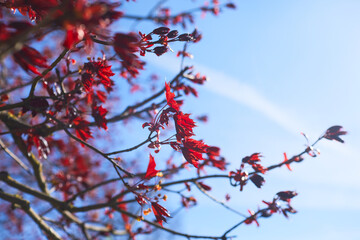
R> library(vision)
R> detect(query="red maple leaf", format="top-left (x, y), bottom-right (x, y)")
top-left (72, 117), bottom-right (93, 142)
top-left (165, 82), bottom-right (179, 112)
top-left (82, 59), bottom-right (115, 91)
top-left (174, 111), bottom-right (196, 142)
top-left (113, 32), bottom-right (144, 78)
top-left (181, 138), bottom-right (208, 168)
top-left (92, 105), bottom-right (108, 130)
top-left (151, 202), bottom-right (170, 226)
top-left (13, 45), bottom-right (49, 75)
top-left (144, 154), bottom-right (159, 180)
top-left (242, 153), bottom-right (262, 164)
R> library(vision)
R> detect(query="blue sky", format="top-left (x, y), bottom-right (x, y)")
top-left (120, 1), bottom-right (360, 239)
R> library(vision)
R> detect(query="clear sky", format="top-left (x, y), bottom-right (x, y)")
top-left (121, 1), bottom-right (360, 239)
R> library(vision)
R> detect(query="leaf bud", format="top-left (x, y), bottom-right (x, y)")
top-left (177, 33), bottom-right (193, 42)
top-left (167, 30), bottom-right (179, 38)
top-left (153, 27), bottom-right (170, 35)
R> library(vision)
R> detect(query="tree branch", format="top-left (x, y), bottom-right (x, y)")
top-left (0, 189), bottom-right (62, 240)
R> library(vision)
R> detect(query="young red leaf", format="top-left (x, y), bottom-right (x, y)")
top-left (181, 138), bottom-right (208, 168)
top-left (144, 154), bottom-right (159, 180)
top-left (92, 105), bottom-right (108, 130)
top-left (151, 202), bottom-right (170, 226)
top-left (165, 82), bottom-right (180, 112)
top-left (174, 111), bottom-right (196, 142)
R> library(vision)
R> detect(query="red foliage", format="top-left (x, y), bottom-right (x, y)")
top-left (0, 1), bottom-right (346, 240)
top-left (144, 154), bottom-right (159, 180)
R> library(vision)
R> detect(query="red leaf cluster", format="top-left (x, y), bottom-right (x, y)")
top-left (151, 202), bottom-right (170, 226)
top-left (114, 33), bottom-right (145, 78)
top-left (82, 59), bottom-right (115, 92)
top-left (72, 117), bottom-right (92, 142)
top-left (230, 153), bottom-right (266, 191)
top-left (13, 45), bottom-right (49, 75)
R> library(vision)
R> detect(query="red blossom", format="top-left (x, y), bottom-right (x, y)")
top-left (144, 154), bottom-right (159, 180)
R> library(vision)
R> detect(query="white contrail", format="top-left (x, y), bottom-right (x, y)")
top-left (148, 55), bottom-right (307, 136)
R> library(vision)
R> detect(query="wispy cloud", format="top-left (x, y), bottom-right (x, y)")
top-left (149, 55), bottom-right (306, 136)
top-left (148, 55), bottom-right (359, 187)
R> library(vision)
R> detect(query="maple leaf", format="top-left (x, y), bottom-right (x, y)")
top-left (242, 153), bottom-right (262, 164)
top-left (114, 32), bottom-right (145, 78)
top-left (81, 73), bottom-right (94, 92)
top-left (72, 117), bottom-right (93, 142)
top-left (181, 138), bottom-right (208, 168)
top-left (151, 202), bottom-right (170, 226)
top-left (204, 146), bottom-right (227, 170)
top-left (13, 45), bottom-right (49, 75)
top-left (92, 105), bottom-right (108, 130)
top-left (165, 82), bottom-right (180, 112)
top-left (82, 59), bottom-right (115, 91)
top-left (144, 154), bottom-right (159, 180)
top-left (174, 111), bottom-right (196, 142)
